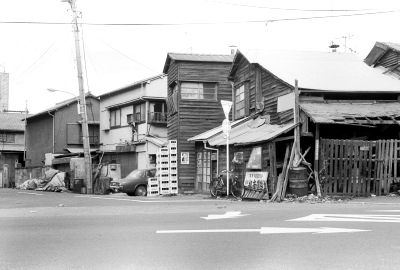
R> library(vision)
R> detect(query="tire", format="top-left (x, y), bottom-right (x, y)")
top-left (135, 185), bottom-right (147, 196)
top-left (231, 180), bottom-right (244, 199)
top-left (210, 179), bottom-right (220, 198)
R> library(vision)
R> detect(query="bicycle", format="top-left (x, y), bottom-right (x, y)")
top-left (210, 170), bottom-right (245, 199)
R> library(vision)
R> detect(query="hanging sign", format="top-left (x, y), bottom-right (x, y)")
top-left (181, 152), bottom-right (189, 164)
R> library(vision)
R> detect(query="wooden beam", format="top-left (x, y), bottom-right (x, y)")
top-left (314, 124), bottom-right (322, 197)
top-left (390, 116), bottom-right (400, 126)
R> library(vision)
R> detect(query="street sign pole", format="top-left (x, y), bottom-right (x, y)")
top-left (221, 101), bottom-right (232, 197)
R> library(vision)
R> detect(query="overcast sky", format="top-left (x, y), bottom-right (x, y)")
top-left (1, 0), bottom-right (399, 114)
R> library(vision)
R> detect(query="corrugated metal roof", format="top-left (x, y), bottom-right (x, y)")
top-left (208, 118), bottom-right (296, 146)
top-left (235, 50), bottom-right (400, 92)
top-left (187, 117), bottom-right (250, 142)
top-left (0, 113), bottom-right (30, 131)
top-left (27, 92), bottom-right (97, 120)
top-left (98, 74), bottom-right (166, 98)
top-left (301, 102), bottom-right (400, 124)
top-left (365, 41), bottom-right (400, 66)
top-left (163, 53), bottom-right (234, 73)
top-left (167, 53), bottom-right (234, 63)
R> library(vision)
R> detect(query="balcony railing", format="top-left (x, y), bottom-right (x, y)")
top-left (148, 112), bottom-right (167, 123)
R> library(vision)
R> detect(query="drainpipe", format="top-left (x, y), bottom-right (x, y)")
top-left (203, 141), bottom-right (219, 180)
top-left (48, 111), bottom-right (55, 153)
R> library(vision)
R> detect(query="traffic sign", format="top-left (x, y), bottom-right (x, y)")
top-left (221, 100), bottom-right (232, 119)
top-left (222, 119), bottom-right (231, 135)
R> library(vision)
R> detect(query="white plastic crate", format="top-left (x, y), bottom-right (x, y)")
top-left (157, 167), bottom-right (170, 173)
top-left (148, 177), bottom-right (158, 184)
top-left (170, 173), bottom-right (177, 180)
top-left (157, 160), bottom-right (170, 167)
top-left (169, 160), bottom-right (178, 166)
top-left (160, 187), bottom-right (170, 195)
top-left (170, 179), bottom-right (178, 185)
top-left (170, 167), bottom-right (177, 174)
top-left (169, 186), bottom-right (178, 194)
top-left (159, 148), bottom-right (169, 154)
top-left (169, 140), bottom-right (177, 147)
top-left (147, 190), bottom-right (160, 196)
top-left (169, 153), bottom-right (177, 161)
top-left (169, 146), bottom-right (177, 154)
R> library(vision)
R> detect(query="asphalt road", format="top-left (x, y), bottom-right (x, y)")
top-left (1, 189), bottom-right (400, 270)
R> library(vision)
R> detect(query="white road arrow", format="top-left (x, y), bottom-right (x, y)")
top-left (156, 227), bottom-right (369, 234)
top-left (289, 214), bottom-right (400, 223)
top-left (201, 211), bottom-right (250, 220)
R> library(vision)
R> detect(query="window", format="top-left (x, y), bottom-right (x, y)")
top-left (133, 103), bottom-right (145, 123)
top-left (235, 85), bottom-right (245, 119)
top-left (196, 151), bottom-right (211, 191)
top-left (181, 82), bottom-right (217, 100)
top-left (0, 133), bottom-right (15, 143)
top-left (246, 146), bottom-right (262, 169)
top-left (110, 109), bottom-right (121, 128)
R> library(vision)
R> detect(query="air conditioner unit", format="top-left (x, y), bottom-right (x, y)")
top-left (127, 114), bottom-right (134, 124)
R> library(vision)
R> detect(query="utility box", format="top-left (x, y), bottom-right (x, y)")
top-left (70, 158), bottom-right (85, 179)
top-left (73, 179), bottom-right (83, 193)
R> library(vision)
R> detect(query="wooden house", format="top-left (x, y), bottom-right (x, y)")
top-left (98, 74), bottom-right (167, 178)
top-left (364, 42), bottom-right (400, 77)
top-left (25, 93), bottom-right (100, 171)
top-left (0, 112), bottom-right (31, 187)
top-left (163, 53), bottom-right (234, 193)
top-left (190, 49), bottom-right (400, 198)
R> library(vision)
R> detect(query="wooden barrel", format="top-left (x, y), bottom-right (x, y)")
top-left (288, 166), bottom-right (308, 197)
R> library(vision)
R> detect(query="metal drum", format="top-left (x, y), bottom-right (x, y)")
top-left (288, 166), bottom-right (308, 197)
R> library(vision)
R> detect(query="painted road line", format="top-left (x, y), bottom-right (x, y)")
top-left (289, 214), bottom-right (400, 223)
top-left (370, 210), bottom-right (400, 212)
top-left (74, 195), bottom-right (206, 203)
top-left (157, 227), bottom-right (369, 234)
top-left (17, 192), bottom-right (43, 196)
top-left (201, 211), bottom-right (250, 220)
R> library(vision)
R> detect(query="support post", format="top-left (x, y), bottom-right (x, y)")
top-left (69, 0), bottom-right (92, 194)
top-left (314, 124), bottom-right (322, 197)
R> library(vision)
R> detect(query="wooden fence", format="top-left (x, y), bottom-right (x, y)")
top-left (319, 139), bottom-right (400, 196)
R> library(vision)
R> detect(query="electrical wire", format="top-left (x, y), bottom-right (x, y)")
top-left (203, 0), bottom-right (374, 12)
top-left (1, 8), bottom-right (399, 26)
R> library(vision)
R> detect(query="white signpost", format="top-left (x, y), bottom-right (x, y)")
top-left (221, 100), bottom-right (232, 196)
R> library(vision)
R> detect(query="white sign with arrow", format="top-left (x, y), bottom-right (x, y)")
top-left (201, 211), bottom-right (250, 220)
top-left (289, 214), bottom-right (400, 223)
top-left (156, 227), bottom-right (369, 234)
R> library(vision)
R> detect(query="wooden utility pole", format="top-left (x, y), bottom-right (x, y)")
top-left (65, 0), bottom-right (93, 194)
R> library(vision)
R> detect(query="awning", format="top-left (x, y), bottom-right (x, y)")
top-left (208, 118), bottom-right (296, 146)
top-left (188, 117), bottom-right (250, 142)
top-left (64, 148), bottom-right (99, 153)
top-left (301, 102), bottom-right (400, 125)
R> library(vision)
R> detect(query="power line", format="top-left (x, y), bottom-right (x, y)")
top-left (267, 9), bottom-right (400, 23)
top-left (1, 9), bottom-right (399, 26)
top-left (204, 0), bottom-right (374, 12)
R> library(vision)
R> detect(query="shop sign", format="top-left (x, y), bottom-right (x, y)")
top-left (181, 152), bottom-right (189, 164)
top-left (244, 171), bottom-right (268, 189)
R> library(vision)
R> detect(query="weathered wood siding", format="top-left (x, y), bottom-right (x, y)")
top-left (166, 60), bottom-right (232, 191)
top-left (232, 56), bottom-right (293, 124)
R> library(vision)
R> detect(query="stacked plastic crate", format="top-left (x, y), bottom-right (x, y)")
top-left (157, 147), bottom-right (171, 195)
top-left (147, 177), bottom-right (159, 196)
top-left (168, 140), bottom-right (178, 194)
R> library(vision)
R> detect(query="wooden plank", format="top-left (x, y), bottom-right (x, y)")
top-left (347, 140), bottom-right (354, 195)
top-left (387, 139), bottom-right (394, 194)
top-left (384, 140), bottom-right (390, 194)
top-left (361, 141), bottom-right (368, 196)
top-left (373, 141), bottom-right (379, 195)
top-left (333, 140), bottom-right (339, 193)
top-left (342, 140), bottom-right (348, 194)
top-left (329, 139), bottom-right (335, 194)
top-left (352, 141), bottom-right (359, 197)
top-left (366, 141), bottom-right (373, 195)
top-left (338, 140), bottom-right (344, 194)
top-left (394, 140), bottom-right (398, 184)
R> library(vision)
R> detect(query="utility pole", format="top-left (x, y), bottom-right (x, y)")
top-left (64, 0), bottom-right (93, 194)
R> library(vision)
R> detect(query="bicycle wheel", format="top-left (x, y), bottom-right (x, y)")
top-left (231, 180), bottom-right (244, 199)
top-left (210, 179), bottom-right (220, 198)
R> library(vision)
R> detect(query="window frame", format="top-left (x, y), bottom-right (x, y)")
top-left (235, 84), bottom-right (245, 119)
top-left (110, 109), bottom-right (121, 128)
top-left (180, 81), bottom-right (217, 101)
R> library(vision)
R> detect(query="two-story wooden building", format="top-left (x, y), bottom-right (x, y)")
top-left (190, 49), bottom-right (400, 198)
top-left (25, 93), bottom-right (100, 171)
top-left (163, 53), bottom-right (234, 193)
top-left (98, 74), bottom-right (168, 177)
